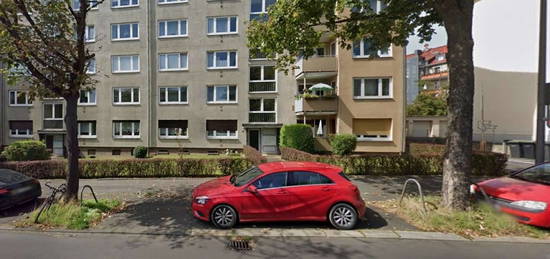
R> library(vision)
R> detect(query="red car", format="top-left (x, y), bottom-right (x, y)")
top-left (192, 161), bottom-right (366, 229)
top-left (472, 162), bottom-right (550, 228)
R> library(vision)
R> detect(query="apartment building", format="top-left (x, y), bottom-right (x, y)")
top-left (406, 45), bottom-right (449, 103)
top-left (0, 0), bottom-right (405, 156)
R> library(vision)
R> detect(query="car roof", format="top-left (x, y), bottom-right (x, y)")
top-left (258, 161), bottom-right (342, 174)
top-left (0, 169), bottom-right (30, 187)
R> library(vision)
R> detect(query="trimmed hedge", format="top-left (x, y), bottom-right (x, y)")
top-left (330, 134), bottom-right (357, 155)
top-left (243, 145), bottom-right (267, 165)
top-left (281, 147), bottom-right (508, 176)
top-left (1, 140), bottom-right (50, 161)
top-left (0, 157), bottom-right (253, 179)
top-left (280, 124), bottom-right (314, 153)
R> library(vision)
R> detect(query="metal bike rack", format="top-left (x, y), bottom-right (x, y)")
top-left (399, 178), bottom-right (427, 214)
top-left (80, 185), bottom-right (99, 204)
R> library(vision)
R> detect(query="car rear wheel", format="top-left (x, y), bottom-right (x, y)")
top-left (211, 205), bottom-right (237, 229)
top-left (329, 203), bottom-right (357, 230)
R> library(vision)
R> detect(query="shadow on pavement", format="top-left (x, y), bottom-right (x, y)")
top-left (0, 198), bottom-right (43, 225)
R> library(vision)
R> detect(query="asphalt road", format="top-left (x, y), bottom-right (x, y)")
top-left (1, 231), bottom-right (549, 259)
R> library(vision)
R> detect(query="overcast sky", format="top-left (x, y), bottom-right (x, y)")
top-left (406, 0), bottom-right (542, 73)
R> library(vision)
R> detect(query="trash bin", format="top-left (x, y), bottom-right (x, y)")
top-left (521, 143), bottom-right (535, 159)
top-left (508, 142), bottom-right (521, 158)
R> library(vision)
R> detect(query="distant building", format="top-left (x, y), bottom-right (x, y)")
top-left (406, 45), bottom-right (449, 103)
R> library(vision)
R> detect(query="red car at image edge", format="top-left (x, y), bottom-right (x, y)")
top-left (192, 161), bottom-right (366, 229)
top-left (472, 162), bottom-right (550, 228)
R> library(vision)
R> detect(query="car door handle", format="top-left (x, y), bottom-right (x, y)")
top-left (277, 189), bottom-right (288, 194)
top-left (321, 187), bottom-right (332, 192)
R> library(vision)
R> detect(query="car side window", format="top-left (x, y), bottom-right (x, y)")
top-left (252, 172), bottom-right (288, 189)
top-left (288, 171), bottom-right (333, 186)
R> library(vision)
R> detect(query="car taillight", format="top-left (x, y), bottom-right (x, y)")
top-left (0, 189), bottom-right (9, 195)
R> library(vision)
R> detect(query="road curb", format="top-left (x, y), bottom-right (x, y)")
top-left (1, 227), bottom-right (549, 244)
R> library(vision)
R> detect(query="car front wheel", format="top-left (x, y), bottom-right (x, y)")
top-left (211, 205), bottom-right (237, 229)
top-left (329, 203), bottom-right (358, 230)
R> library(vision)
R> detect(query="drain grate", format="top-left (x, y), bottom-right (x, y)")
top-left (227, 239), bottom-right (252, 251)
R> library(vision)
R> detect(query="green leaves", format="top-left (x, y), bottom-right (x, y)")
top-left (407, 92), bottom-right (448, 116)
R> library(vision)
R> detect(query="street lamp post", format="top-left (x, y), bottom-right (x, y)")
top-left (536, 0), bottom-right (547, 164)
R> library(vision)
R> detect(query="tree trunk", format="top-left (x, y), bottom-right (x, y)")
top-left (64, 94), bottom-right (80, 201)
top-left (435, 0), bottom-right (475, 210)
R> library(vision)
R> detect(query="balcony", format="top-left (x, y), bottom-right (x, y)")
top-left (294, 55), bottom-right (338, 80)
top-left (249, 112), bottom-right (276, 123)
top-left (249, 81), bottom-right (276, 93)
top-left (294, 96), bottom-right (338, 115)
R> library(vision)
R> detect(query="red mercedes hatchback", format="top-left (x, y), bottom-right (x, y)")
top-left (472, 162), bottom-right (550, 228)
top-left (192, 161), bottom-right (366, 229)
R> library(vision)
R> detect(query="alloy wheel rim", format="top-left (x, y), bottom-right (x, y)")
top-left (214, 207), bottom-right (234, 226)
top-left (333, 207), bottom-right (354, 227)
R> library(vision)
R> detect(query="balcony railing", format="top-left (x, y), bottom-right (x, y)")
top-left (249, 112), bottom-right (276, 123)
top-left (43, 120), bottom-right (64, 129)
top-left (249, 81), bottom-right (276, 93)
top-left (294, 55), bottom-right (337, 77)
top-left (294, 96), bottom-right (338, 114)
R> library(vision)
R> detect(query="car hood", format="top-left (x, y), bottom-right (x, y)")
top-left (478, 177), bottom-right (550, 203)
top-left (192, 176), bottom-right (236, 198)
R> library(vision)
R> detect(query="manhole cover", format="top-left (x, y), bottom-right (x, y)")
top-left (227, 239), bottom-right (252, 251)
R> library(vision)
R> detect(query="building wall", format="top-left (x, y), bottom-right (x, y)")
top-left (336, 44), bottom-right (406, 153)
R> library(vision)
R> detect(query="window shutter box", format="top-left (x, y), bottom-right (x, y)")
top-left (353, 119), bottom-right (391, 135)
top-left (9, 120), bottom-right (33, 130)
top-left (159, 120), bottom-right (188, 129)
top-left (206, 120), bottom-right (237, 131)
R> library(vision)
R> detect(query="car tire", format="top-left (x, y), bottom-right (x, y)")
top-left (211, 204), bottom-right (238, 229)
top-left (329, 203), bottom-right (358, 230)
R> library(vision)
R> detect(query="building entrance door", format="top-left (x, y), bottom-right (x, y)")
top-left (261, 129), bottom-right (278, 154)
top-left (248, 129), bottom-right (261, 151)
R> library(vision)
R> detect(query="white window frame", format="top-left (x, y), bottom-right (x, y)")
top-left (159, 122), bottom-right (188, 139)
top-left (249, 65), bottom-right (277, 93)
top-left (113, 87), bottom-right (140, 105)
top-left (8, 90), bottom-right (32, 106)
top-left (249, 98), bottom-right (277, 124)
top-left (158, 0), bottom-right (187, 5)
top-left (111, 23), bottom-right (139, 41)
top-left (353, 38), bottom-right (392, 58)
top-left (250, 0), bottom-right (274, 19)
top-left (159, 87), bottom-right (188, 104)
top-left (158, 19), bottom-right (188, 38)
top-left (207, 51), bottom-right (238, 69)
top-left (73, 0), bottom-right (99, 11)
top-left (113, 121), bottom-right (140, 139)
top-left (207, 129), bottom-right (238, 139)
top-left (9, 128), bottom-right (33, 138)
top-left (353, 78), bottom-right (393, 99)
top-left (85, 25), bottom-right (95, 42)
top-left (43, 103), bottom-right (63, 121)
top-left (159, 53), bottom-right (188, 71)
top-left (207, 85), bottom-right (238, 104)
top-left (111, 55), bottom-right (140, 73)
top-left (111, 0), bottom-right (139, 8)
top-left (78, 121), bottom-right (97, 139)
top-left (207, 16), bottom-right (238, 35)
top-left (86, 58), bottom-right (96, 74)
top-left (79, 89), bottom-right (97, 105)
top-left (356, 121), bottom-right (393, 142)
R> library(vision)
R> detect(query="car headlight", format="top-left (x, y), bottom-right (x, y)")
top-left (195, 196), bottom-right (209, 205)
top-left (510, 200), bottom-right (547, 212)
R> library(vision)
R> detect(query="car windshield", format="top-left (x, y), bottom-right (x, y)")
top-left (231, 167), bottom-right (264, 187)
top-left (0, 169), bottom-right (29, 187)
top-left (512, 163), bottom-right (550, 185)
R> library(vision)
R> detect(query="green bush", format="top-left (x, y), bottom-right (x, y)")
top-left (1, 140), bottom-right (50, 161)
top-left (330, 134), bottom-right (357, 155)
top-left (0, 157), bottom-right (254, 179)
top-left (280, 124), bottom-right (314, 153)
top-left (133, 146), bottom-right (148, 158)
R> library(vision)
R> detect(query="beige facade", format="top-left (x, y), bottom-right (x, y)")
top-left (1, 1), bottom-right (405, 155)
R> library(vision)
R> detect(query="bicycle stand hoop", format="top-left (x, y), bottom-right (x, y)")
top-left (399, 178), bottom-right (427, 214)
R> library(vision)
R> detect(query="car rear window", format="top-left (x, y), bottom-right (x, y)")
top-left (339, 172), bottom-right (351, 182)
top-left (0, 169), bottom-right (30, 186)
top-left (288, 171), bottom-right (333, 186)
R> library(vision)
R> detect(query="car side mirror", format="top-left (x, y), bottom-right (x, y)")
top-left (246, 185), bottom-right (258, 194)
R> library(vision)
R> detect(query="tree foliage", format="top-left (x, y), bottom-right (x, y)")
top-left (407, 92), bottom-right (448, 116)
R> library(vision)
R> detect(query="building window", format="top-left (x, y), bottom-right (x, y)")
top-left (86, 58), bottom-right (96, 74)
top-left (249, 48), bottom-right (267, 60)
top-left (158, 0), bottom-right (187, 4)
top-left (207, 85), bottom-right (237, 103)
top-left (160, 87), bottom-right (188, 104)
top-left (206, 120), bottom-right (238, 139)
top-left (249, 98), bottom-right (276, 123)
top-left (78, 121), bottom-right (97, 138)
top-left (111, 0), bottom-right (139, 8)
top-left (352, 38), bottom-right (391, 58)
top-left (113, 88), bottom-right (140, 104)
top-left (352, 0), bottom-right (387, 14)
top-left (44, 103), bottom-right (64, 129)
top-left (9, 121), bottom-right (33, 138)
top-left (353, 78), bottom-right (392, 99)
top-left (85, 25), bottom-right (95, 42)
top-left (8, 91), bottom-right (32, 106)
top-left (249, 65), bottom-right (276, 92)
top-left (111, 23), bottom-right (139, 40)
top-left (113, 121), bottom-right (140, 138)
top-left (250, 0), bottom-right (276, 20)
top-left (159, 120), bottom-right (188, 138)
top-left (353, 119), bottom-right (392, 141)
top-left (79, 89), bottom-right (96, 105)
top-left (159, 53), bottom-right (188, 71)
top-left (207, 51), bottom-right (237, 69)
top-left (158, 20), bottom-right (187, 38)
top-left (73, 0), bottom-right (99, 10)
top-left (207, 16), bottom-right (238, 35)
top-left (111, 55), bottom-right (140, 73)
